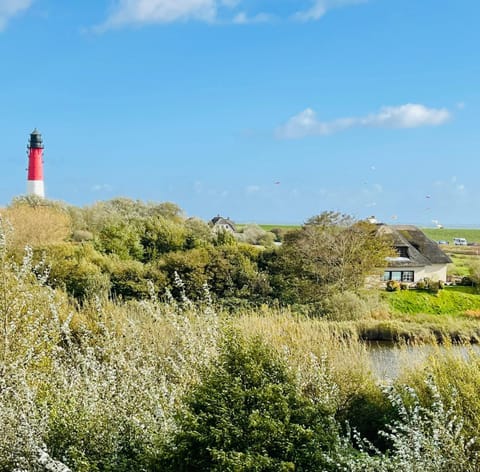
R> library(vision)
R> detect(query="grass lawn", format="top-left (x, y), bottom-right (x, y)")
top-left (383, 286), bottom-right (480, 316)
top-left (448, 254), bottom-right (476, 277)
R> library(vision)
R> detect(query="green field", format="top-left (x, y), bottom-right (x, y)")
top-left (421, 228), bottom-right (480, 245)
top-left (258, 224), bottom-right (300, 231)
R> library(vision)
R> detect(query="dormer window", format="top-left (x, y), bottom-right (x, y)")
top-left (396, 246), bottom-right (409, 258)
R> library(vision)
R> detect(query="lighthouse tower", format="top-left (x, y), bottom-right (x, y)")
top-left (27, 129), bottom-right (45, 198)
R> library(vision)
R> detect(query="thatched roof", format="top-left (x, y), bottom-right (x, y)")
top-left (378, 224), bottom-right (451, 267)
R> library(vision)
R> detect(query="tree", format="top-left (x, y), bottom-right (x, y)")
top-left (184, 217), bottom-right (214, 247)
top-left (270, 212), bottom-right (393, 304)
top-left (158, 248), bottom-right (210, 299)
top-left (239, 224), bottom-right (275, 247)
top-left (40, 243), bottom-right (110, 299)
top-left (158, 333), bottom-right (340, 471)
top-left (205, 245), bottom-right (270, 303)
top-left (2, 203), bottom-right (71, 252)
top-left (140, 217), bottom-right (189, 261)
top-left (94, 220), bottom-right (144, 261)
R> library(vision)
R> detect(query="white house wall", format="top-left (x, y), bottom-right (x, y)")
top-left (414, 264), bottom-right (448, 282)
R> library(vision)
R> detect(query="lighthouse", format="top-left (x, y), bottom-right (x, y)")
top-left (27, 129), bottom-right (45, 198)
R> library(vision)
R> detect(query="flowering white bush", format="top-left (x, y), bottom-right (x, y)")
top-left (0, 222), bottom-right (219, 470)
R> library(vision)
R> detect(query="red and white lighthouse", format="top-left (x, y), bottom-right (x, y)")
top-left (27, 128), bottom-right (45, 198)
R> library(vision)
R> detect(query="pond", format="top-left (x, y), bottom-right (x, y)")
top-left (367, 341), bottom-right (480, 381)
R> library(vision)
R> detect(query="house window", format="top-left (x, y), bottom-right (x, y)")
top-left (384, 271), bottom-right (414, 282)
top-left (396, 246), bottom-right (409, 258)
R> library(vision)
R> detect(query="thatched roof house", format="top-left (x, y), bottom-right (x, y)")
top-left (377, 224), bottom-right (452, 283)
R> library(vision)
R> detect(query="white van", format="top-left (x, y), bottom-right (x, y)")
top-left (454, 237), bottom-right (467, 246)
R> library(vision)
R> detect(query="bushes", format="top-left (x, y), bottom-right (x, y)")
top-left (323, 291), bottom-right (370, 321)
top-left (0, 239), bottom-right (220, 470)
top-left (386, 280), bottom-right (400, 292)
top-left (3, 202), bottom-right (71, 251)
top-left (94, 219), bottom-right (144, 261)
top-left (158, 333), bottom-right (341, 471)
top-left (238, 224), bottom-right (276, 247)
top-left (40, 243), bottom-right (110, 299)
top-left (0, 238), bottom-right (479, 470)
top-left (415, 278), bottom-right (444, 293)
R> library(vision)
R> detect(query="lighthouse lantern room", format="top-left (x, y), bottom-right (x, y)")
top-left (27, 128), bottom-right (45, 198)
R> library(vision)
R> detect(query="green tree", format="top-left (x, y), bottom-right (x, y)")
top-left (270, 212), bottom-right (393, 304)
top-left (184, 217), bottom-right (214, 247)
top-left (94, 220), bottom-right (144, 261)
top-left (205, 245), bottom-right (270, 303)
top-left (158, 333), bottom-right (340, 471)
top-left (141, 217), bottom-right (189, 261)
top-left (158, 248), bottom-right (210, 299)
top-left (105, 257), bottom-right (157, 299)
top-left (39, 243), bottom-right (110, 299)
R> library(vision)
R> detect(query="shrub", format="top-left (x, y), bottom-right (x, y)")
top-left (270, 227), bottom-right (288, 242)
top-left (39, 243), bottom-right (110, 299)
top-left (238, 224), bottom-right (276, 247)
top-left (106, 257), bottom-right (152, 299)
top-left (323, 291), bottom-right (369, 321)
top-left (94, 219), bottom-right (144, 261)
top-left (428, 281), bottom-right (440, 295)
top-left (157, 333), bottom-right (341, 471)
top-left (386, 280), bottom-right (400, 292)
top-left (71, 229), bottom-right (93, 242)
top-left (378, 380), bottom-right (479, 470)
top-left (415, 280), bottom-right (426, 290)
top-left (158, 248), bottom-right (209, 300)
top-left (141, 216), bottom-right (189, 261)
top-left (3, 203), bottom-right (71, 251)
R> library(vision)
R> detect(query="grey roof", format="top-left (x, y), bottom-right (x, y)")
top-left (378, 224), bottom-right (452, 267)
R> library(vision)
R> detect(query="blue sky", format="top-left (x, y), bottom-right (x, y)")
top-left (0, 0), bottom-right (479, 225)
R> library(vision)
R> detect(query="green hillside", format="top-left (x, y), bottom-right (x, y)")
top-left (421, 228), bottom-right (480, 245)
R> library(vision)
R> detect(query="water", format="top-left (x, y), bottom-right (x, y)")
top-left (367, 341), bottom-right (480, 381)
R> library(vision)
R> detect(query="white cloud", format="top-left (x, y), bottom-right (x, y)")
top-left (294, 0), bottom-right (365, 22)
top-left (100, 0), bottom-right (218, 29)
top-left (276, 104), bottom-right (451, 139)
top-left (233, 11), bottom-right (271, 24)
top-left (0, 0), bottom-right (33, 31)
top-left (97, 0), bottom-right (366, 29)
top-left (97, 0), bottom-right (250, 29)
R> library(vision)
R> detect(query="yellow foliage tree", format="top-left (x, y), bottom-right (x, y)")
top-left (2, 204), bottom-right (72, 251)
